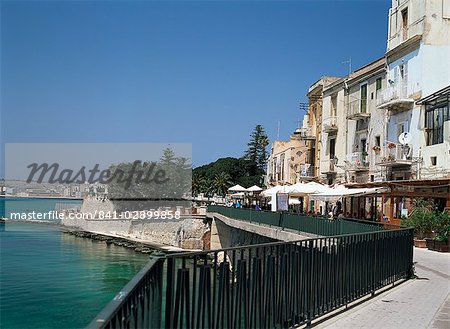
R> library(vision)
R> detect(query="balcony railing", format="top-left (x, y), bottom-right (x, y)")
top-left (346, 99), bottom-right (370, 120)
top-left (376, 82), bottom-right (414, 111)
top-left (321, 158), bottom-right (336, 174)
top-left (322, 116), bottom-right (338, 133)
top-left (377, 143), bottom-right (413, 167)
top-left (346, 152), bottom-right (369, 171)
top-left (299, 163), bottom-right (315, 178)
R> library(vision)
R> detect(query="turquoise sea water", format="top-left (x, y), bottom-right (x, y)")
top-left (0, 222), bottom-right (150, 329)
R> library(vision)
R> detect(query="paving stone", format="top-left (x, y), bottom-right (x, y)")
top-left (315, 248), bottom-right (450, 329)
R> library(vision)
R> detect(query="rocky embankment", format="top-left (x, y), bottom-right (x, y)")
top-left (63, 230), bottom-right (158, 254)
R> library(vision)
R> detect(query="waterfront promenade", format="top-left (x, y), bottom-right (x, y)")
top-left (315, 248), bottom-right (450, 329)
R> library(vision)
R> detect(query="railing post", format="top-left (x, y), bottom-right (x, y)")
top-left (165, 257), bottom-right (175, 329)
top-left (371, 233), bottom-right (377, 296)
top-left (407, 228), bottom-right (415, 279)
top-left (150, 252), bottom-right (166, 328)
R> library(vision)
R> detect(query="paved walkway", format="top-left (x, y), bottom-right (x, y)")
top-left (315, 247), bottom-right (450, 329)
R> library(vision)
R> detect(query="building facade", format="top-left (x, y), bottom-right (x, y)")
top-left (320, 58), bottom-right (387, 185)
top-left (266, 131), bottom-right (310, 186)
top-left (265, 0), bottom-right (450, 218)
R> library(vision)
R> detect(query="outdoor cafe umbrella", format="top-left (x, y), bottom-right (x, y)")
top-left (287, 182), bottom-right (329, 196)
top-left (228, 184), bottom-right (247, 192)
top-left (246, 185), bottom-right (263, 192)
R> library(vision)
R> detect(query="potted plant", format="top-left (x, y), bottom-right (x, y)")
top-left (401, 199), bottom-right (432, 248)
top-left (372, 145), bottom-right (381, 153)
top-left (387, 142), bottom-right (396, 149)
top-left (426, 211), bottom-right (450, 252)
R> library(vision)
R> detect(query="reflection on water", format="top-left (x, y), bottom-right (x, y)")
top-left (1, 222), bottom-right (150, 329)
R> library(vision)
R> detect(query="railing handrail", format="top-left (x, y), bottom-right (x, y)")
top-left (209, 204), bottom-right (398, 225)
top-left (168, 226), bottom-right (410, 259)
top-left (86, 257), bottom-right (164, 329)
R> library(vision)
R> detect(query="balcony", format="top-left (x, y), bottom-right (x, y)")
top-left (376, 82), bottom-right (415, 112)
top-left (321, 158), bottom-right (337, 175)
top-left (322, 116), bottom-right (338, 133)
top-left (346, 152), bottom-right (369, 171)
top-left (292, 126), bottom-right (316, 140)
top-left (298, 163), bottom-right (315, 180)
top-left (355, 119), bottom-right (369, 134)
top-left (376, 143), bottom-right (413, 167)
top-left (346, 99), bottom-right (370, 120)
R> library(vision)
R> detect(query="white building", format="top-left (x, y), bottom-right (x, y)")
top-left (377, 0), bottom-right (450, 180)
top-left (320, 58), bottom-right (387, 185)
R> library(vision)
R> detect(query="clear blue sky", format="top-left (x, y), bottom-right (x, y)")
top-left (0, 0), bottom-right (391, 175)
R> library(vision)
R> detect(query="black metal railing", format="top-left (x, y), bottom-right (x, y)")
top-left (207, 205), bottom-right (391, 236)
top-left (88, 257), bottom-right (164, 329)
top-left (88, 228), bottom-right (414, 329)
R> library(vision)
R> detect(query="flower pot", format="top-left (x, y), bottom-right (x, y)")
top-left (414, 238), bottom-right (427, 248)
top-left (426, 239), bottom-right (449, 252)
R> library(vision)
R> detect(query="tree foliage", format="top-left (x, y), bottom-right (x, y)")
top-left (191, 125), bottom-right (269, 196)
top-left (244, 124), bottom-right (269, 171)
top-left (107, 148), bottom-right (191, 211)
top-left (193, 157), bottom-right (263, 195)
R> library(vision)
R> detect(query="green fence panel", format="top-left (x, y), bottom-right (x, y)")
top-left (207, 206), bottom-right (393, 236)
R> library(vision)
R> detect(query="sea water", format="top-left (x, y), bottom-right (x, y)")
top-left (0, 222), bottom-right (150, 329)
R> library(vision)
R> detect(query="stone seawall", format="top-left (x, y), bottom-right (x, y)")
top-left (60, 215), bottom-right (208, 250)
top-left (60, 198), bottom-right (208, 250)
top-left (81, 197), bottom-right (115, 214)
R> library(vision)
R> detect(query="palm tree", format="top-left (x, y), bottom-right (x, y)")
top-left (212, 172), bottom-right (233, 197)
top-left (192, 174), bottom-right (207, 196)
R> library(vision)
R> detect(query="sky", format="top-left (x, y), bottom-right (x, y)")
top-left (0, 0), bottom-right (391, 176)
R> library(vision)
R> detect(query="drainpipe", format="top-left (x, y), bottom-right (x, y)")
top-left (344, 83), bottom-right (349, 183)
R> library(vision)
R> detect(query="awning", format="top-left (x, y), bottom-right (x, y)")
top-left (416, 85), bottom-right (450, 105)
top-left (309, 185), bottom-right (385, 201)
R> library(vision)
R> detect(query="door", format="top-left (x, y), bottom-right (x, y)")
top-left (329, 138), bottom-right (336, 159)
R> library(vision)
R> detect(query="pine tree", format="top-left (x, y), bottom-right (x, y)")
top-left (244, 125), bottom-right (269, 171)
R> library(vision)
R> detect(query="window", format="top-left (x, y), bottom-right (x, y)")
top-left (331, 94), bottom-right (337, 117)
top-left (361, 138), bottom-right (367, 152)
top-left (431, 156), bottom-right (437, 166)
top-left (375, 136), bottom-right (381, 147)
top-left (376, 78), bottom-right (382, 97)
top-left (360, 84), bottom-right (368, 113)
top-left (426, 102), bottom-right (450, 145)
top-left (401, 8), bottom-right (408, 41)
top-left (360, 138), bottom-right (367, 164)
top-left (273, 157), bottom-right (277, 180)
top-left (329, 138), bottom-right (336, 159)
top-left (397, 122), bottom-right (406, 137)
